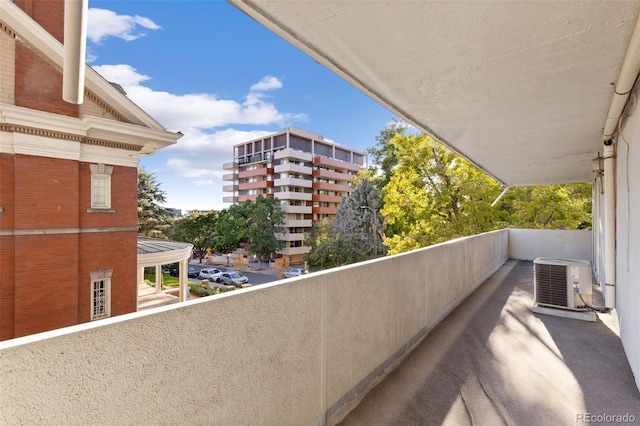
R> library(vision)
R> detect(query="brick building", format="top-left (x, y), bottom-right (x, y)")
top-left (0, 0), bottom-right (180, 340)
top-left (223, 127), bottom-right (366, 263)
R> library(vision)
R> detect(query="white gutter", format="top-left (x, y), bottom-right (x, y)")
top-left (602, 14), bottom-right (640, 140)
top-left (62, 0), bottom-right (88, 104)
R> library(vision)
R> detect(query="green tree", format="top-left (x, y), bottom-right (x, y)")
top-left (304, 177), bottom-right (386, 268)
top-left (243, 196), bottom-right (285, 268)
top-left (333, 177), bottom-right (387, 259)
top-left (365, 119), bottom-right (408, 191)
top-left (137, 168), bottom-right (171, 238)
top-left (497, 184), bottom-right (592, 230)
top-left (381, 133), bottom-right (502, 254)
top-left (168, 211), bottom-right (218, 262)
top-left (304, 219), bottom-right (362, 268)
top-left (214, 205), bottom-right (249, 266)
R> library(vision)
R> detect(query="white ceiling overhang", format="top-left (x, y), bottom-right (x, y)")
top-left (230, 1), bottom-right (640, 186)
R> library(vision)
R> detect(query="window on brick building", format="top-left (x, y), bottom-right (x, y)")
top-left (89, 163), bottom-right (113, 209)
top-left (89, 269), bottom-right (113, 321)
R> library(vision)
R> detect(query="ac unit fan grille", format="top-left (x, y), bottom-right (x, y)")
top-left (534, 263), bottom-right (568, 307)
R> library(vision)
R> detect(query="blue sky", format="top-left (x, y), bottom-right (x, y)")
top-left (87, 1), bottom-right (399, 211)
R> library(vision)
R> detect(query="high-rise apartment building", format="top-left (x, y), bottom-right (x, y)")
top-left (223, 128), bottom-right (366, 264)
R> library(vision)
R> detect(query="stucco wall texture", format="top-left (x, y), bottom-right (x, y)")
top-left (0, 229), bottom-right (597, 424)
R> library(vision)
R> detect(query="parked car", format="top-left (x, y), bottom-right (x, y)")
top-left (282, 268), bottom-right (308, 278)
top-left (169, 265), bottom-right (199, 278)
top-left (198, 268), bottom-right (223, 281)
top-left (216, 271), bottom-right (249, 285)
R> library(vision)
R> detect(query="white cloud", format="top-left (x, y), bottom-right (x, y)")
top-left (92, 52), bottom-right (308, 211)
top-left (193, 180), bottom-right (216, 188)
top-left (87, 8), bottom-right (161, 44)
top-left (250, 76), bottom-right (283, 92)
top-left (93, 65), bottom-right (308, 132)
top-left (92, 64), bottom-right (150, 87)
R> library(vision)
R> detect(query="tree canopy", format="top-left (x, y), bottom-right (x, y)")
top-left (364, 121), bottom-right (592, 255)
top-left (137, 168), bottom-right (171, 238)
top-left (242, 196), bottom-right (285, 266)
top-left (168, 211), bottom-right (218, 261)
top-left (305, 177), bottom-right (387, 267)
top-left (381, 132), bottom-right (502, 253)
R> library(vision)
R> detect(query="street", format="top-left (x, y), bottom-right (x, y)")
top-left (187, 261), bottom-right (281, 286)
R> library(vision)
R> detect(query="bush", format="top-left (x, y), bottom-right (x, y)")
top-left (189, 283), bottom-right (225, 297)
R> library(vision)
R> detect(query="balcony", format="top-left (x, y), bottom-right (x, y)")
top-left (238, 180), bottom-right (273, 191)
top-left (238, 193), bottom-right (273, 203)
top-left (2, 229), bottom-right (639, 425)
top-left (312, 168), bottom-right (350, 181)
top-left (274, 177), bottom-right (313, 188)
top-left (280, 204), bottom-right (313, 214)
top-left (312, 181), bottom-right (351, 192)
top-left (222, 184), bottom-right (237, 192)
top-left (312, 193), bottom-right (343, 203)
top-left (274, 191), bottom-right (312, 202)
top-left (222, 195), bottom-right (237, 204)
top-left (277, 232), bottom-right (305, 242)
top-left (274, 148), bottom-right (313, 162)
top-left (222, 161), bottom-right (237, 170)
top-left (313, 155), bottom-right (361, 172)
top-left (313, 206), bottom-right (337, 215)
top-left (277, 245), bottom-right (312, 256)
top-left (238, 167), bottom-right (273, 178)
top-left (284, 219), bottom-right (312, 228)
top-left (222, 172), bottom-right (238, 182)
top-left (274, 163), bottom-right (312, 175)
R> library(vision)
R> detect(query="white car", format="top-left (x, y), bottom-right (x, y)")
top-left (216, 271), bottom-right (249, 285)
top-left (198, 268), bottom-right (223, 281)
top-left (282, 268), bottom-right (308, 278)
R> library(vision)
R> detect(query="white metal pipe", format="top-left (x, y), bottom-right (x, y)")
top-left (603, 142), bottom-right (616, 308)
top-left (603, 15), bottom-right (640, 140)
top-left (491, 186), bottom-right (510, 207)
top-left (62, 0), bottom-right (88, 104)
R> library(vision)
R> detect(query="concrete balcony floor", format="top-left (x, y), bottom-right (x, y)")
top-left (338, 260), bottom-right (640, 425)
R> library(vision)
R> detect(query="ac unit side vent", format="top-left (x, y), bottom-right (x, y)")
top-left (534, 263), bottom-right (568, 307)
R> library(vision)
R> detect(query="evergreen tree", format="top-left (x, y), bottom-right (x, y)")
top-left (137, 168), bottom-right (171, 238)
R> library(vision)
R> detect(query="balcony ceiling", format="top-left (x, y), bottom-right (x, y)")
top-left (230, 1), bottom-right (640, 186)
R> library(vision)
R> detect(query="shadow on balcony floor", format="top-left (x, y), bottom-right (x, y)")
top-left (338, 260), bottom-right (640, 425)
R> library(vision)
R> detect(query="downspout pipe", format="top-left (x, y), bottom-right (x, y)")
top-left (603, 141), bottom-right (616, 309)
top-left (599, 13), bottom-right (640, 308)
top-left (602, 14), bottom-right (640, 141)
top-left (62, 0), bottom-right (88, 104)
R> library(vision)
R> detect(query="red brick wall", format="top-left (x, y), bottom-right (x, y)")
top-left (78, 231), bottom-right (138, 323)
top-left (79, 163), bottom-right (139, 228)
top-left (15, 40), bottom-right (79, 117)
top-left (14, 155), bottom-right (79, 229)
top-left (14, 0), bottom-right (65, 43)
top-left (0, 153), bottom-right (15, 229)
top-left (14, 233), bottom-right (79, 337)
top-left (0, 154), bottom-right (16, 339)
top-left (1, 154), bottom-right (139, 340)
top-left (0, 235), bottom-right (16, 340)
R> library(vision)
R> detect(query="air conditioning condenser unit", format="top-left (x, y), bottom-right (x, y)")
top-left (533, 258), bottom-right (593, 311)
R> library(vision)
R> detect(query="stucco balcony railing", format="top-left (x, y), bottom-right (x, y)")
top-left (2, 229), bottom-right (638, 425)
